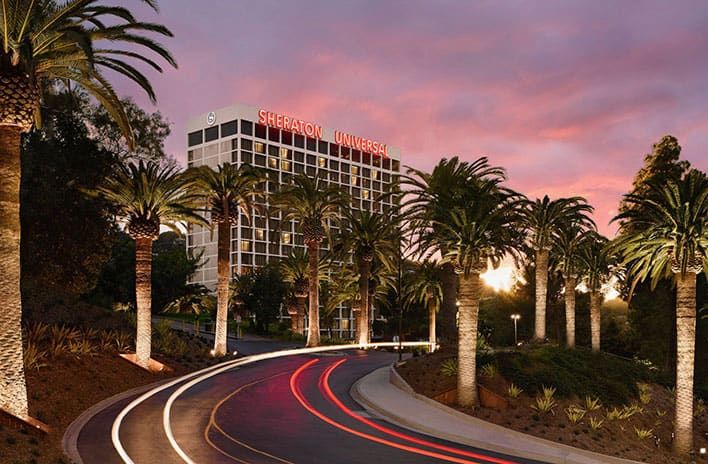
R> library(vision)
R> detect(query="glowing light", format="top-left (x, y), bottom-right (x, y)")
top-left (481, 266), bottom-right (515, 292)
top-left (601, 276), bottom-right (621, 300)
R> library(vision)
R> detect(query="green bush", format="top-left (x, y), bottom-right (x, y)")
top-left (495, 346), bottom-right (655, 405)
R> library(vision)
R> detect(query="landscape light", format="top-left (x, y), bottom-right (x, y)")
top-left (700, 447), bottom-right (706, 455)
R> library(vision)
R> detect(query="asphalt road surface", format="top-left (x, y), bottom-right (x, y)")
top-left (77, 349), bottom-right (543, 464)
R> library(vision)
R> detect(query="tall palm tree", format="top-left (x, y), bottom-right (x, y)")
top-left (280, 248), bottom-right (329, 336)
top-left (190, 163), bottom-right (263, 356)
top-left (578, 232), bottom-right (611, 352)
top-left (92, 161), bottom-right (204, 369)
top-left (425, 160), bottom-right (522, 407)
top-left (402, 157), bottom-right (507, 344)
top-left (335, 210), bottom-right (398, 345)
top-left (0, 0), bottom-right (175, 418)
top-left (520, 196), bottom-right (594, 341)
top-left (271, 174), bottom-right (348, 347)
top-left (404, 260), bottom-right (443, 351)
top-left (553, 224), bottom-right (594, 347)
top-left (611, 170), bottom-right (707, 455)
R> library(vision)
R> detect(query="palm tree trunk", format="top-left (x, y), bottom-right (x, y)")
top-left (428, 298), bottom-right (437, 352)
top-left (457, 271), bottom-right (481, 408)
top-left (440, 262), bottom-right (458, 345)
top-left (297, 297), bottom-right (306, 335)
top-left (305, 244), bottom-right (320, 347)
top-left (534, 248), bottom-right (549, 341)
top-left (357, 259), bottom-right (371, 346)
top-left (674, 271), bottom-right (697, 455)
top-left (590, 290), bottom-right (602, 351)
top-left (565, 276), bottom-right (577, 347)
top-left (135, 237), bottom-right (153, 368)
top-left (213, 221), bottom-right (230, 356)
top-left (0, 126), bottom-right (29, 417)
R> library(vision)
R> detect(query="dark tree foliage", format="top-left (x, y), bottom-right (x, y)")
top-left (235, 264), bottom-right (287, 334)
top-left (20, 91), bottom-right (116, 313)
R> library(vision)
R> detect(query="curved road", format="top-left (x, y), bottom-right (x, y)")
top-left (76, 349), bottom-right (542, 464)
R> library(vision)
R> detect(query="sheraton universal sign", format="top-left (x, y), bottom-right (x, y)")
top-left (257, 109), bottom-right (389, 158)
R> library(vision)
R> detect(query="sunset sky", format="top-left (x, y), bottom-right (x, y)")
top-left (114, 1), bottom-right (707, 236)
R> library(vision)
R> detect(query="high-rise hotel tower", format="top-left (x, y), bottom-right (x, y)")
top-left (185, 102), bottom-right (401, 338)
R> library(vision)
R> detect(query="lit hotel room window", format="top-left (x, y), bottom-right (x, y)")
top-left (362, 189), bottom-right (370, 200)
top-left (281, 160), bottom-right (291, 171)
top-left (372, 170), bottom-right (379, 180)
top-left (351, 165), bottom-right (359, 175)
top-left (255, 229), bottom-right (265, 241)
top-left (254, 142), bottom-right (265, 154)
top-left (268, 157), bottom-right (277, 168)
top-left (352, 176), bottom-right (359, 186)
top-left (281, 232), bottom-right (291, 244)
top-left (240, 240), bottom-right (250, 252)
top-left (318, 157), bottom-right (326, 168)
top-left (279, 147), bottom-right (289, 158)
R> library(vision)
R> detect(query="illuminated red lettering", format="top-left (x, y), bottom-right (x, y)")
top-left (258, 109), bottom-right (267, 125)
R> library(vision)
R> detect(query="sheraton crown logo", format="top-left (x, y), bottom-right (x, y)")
top-left (258, 109), bottom-right (388, 158)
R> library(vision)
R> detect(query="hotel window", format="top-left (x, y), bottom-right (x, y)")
top-left (306, 166), bottom-right (316, 176)
top-left (373, 156), bottom-right (381, 167)
top-left (352, 150), bottom-right (361, 163)
top-left (268, 145), bottom-right (279, 156)
top-left (372, 170), bottom-right (379, 180)
top-left (329, 160), bottom-right (339, 170)
top-left (281, 160), bottom-right (291, 171)
top-left (221, 120), bottom-right (237, 137)
top-left (329, 143), bottom-right (339, 157)
top-left (363, 179), bottom-right (371, 189)
top-left (241, 253), bottom-right (252, 264)
top-left (294, 151), bottom-right (304, 163)
top-left (241, 120), bottom-right (253, 136)
top-left (318, 140), bottom-right (328, 155)
top-left (255, 229), bottom-right (265, 241)
top-left (329, 171), bottom-right (338, 182)
top-left (353, 187), bottom-right (360, 198)
top-left (295, 233), bottom-right (304, 246)
top-left (255, 242), bottom-right (266, 253)
top-left (240, 240), bottom-right (251, 252)
top-left (188, 130), bottom-right (203, 147)
top-left (392, 159), bottom-right (400, 171)
top-left (362, 167), bottom-right (371, 178)
top-left (362, 152), bottom-right (371, 165)
top-left (231, 139), bottom-right (239, 150)
top-left (268, 157), bottom-right (277, 169)
top-left (281, 232), bottom-right (291, 244)
top-left (241, 151), bottom-right (252, 163)
top-left (254, 142), bottom-right (265, 154)
top-left (254, 154), bottom-right (266, 166)
top-left (341, 174), bottom-right (350, 184)
top-left (231, 151), bottom-right (238, 163)
top-left (340, 147), bottom-right (350, 159)
top-left (255, 123), bottom-right (266, 139)
top-left (294, 134), bottom-right (305, 148)
top-left (362, 190), bottom-right (370, 200)
top-left (255, 254), bottom-right (267, 265)
top-left (306, 137), bottom-right (317, 151)
top-left (268, 127), bottom-right (279, 142)
top-left (352, 176), bottom-right (359, 186)
top-left (281, 130), bottom-right (292, 145)
top-left (295, 163), bottom-right (304, 174)
top-left (279, 147), bottom-right (290, 158)
top-left (241, 139), bottom-right (252, 151)
top-left (382, 172), bottom-right (390, 183)
top-left (351, 165), bottom-right (359, 175)
top-left (269, 243), bottom-right (280, 254)
top-left (318, 157), bottom-right (326, 168)
top-left (205, 126), bottom-right (219, 142)
top-left (306, 154), bottom-right (316, 165)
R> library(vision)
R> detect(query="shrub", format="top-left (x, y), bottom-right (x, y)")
top-left (23, 342), bottom-right (47, 371)
top-left (584, 396), bottom-right (602, 412)
top-left (633, 427), bottom-right (653, 440)
top-left (480, 364), bottom-right (497, 378)
top-left (531, 386), bottom-right (557, 415)
top-left (565, 405), bottom-right (586, 424)
top-left (440, 358), bottom-right (457, 377)
top-left (589, 416), bottom-right (604, 431)
top-left (507, 383), bottom-right (523, 399)
top-left (637, 383), bottom-right (652, 404)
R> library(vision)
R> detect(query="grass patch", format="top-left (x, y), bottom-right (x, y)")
top-left (495, 346), bottom-right (655, 405)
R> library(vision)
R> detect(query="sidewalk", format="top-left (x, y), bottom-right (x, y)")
top-left (351, 366), bottom-right (645, 464)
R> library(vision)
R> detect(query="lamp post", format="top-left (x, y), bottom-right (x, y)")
top-left (511, 314), bottom-right (521, 345)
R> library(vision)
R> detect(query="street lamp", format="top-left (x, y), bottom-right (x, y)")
top-left (511, 314), bottom-right (521, 345)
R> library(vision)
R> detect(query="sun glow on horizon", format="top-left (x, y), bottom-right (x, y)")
top-left (481, 266), bottom-right (517, 292)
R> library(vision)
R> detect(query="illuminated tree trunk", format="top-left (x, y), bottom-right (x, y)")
top-left (428, 296), bottom-right (437, 352)
top-left (213, 220), bottom-right (230, 356)
top-left (457, 271), bottom-right (481, 408)
top-left (440, 262), bottom-right (458, 344)
top-left (564, 275), bottom-right (577, 348)
top-left (533, 248), bottom-right (549, 341)
top-left (305, 243), bottom-right (321, 347)
top-left (590, 290), bottom-right (602, 352)
top-left (674, 271), bottom-right (696, 455)
top-left (0, 126), bottom-right (28, 417)
top-left (134, 237), bottom-right (153, 368)
top-left (357, 258), bottom-right (371, 346)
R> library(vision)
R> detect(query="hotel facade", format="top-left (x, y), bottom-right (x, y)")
top-left (185, 102), bottom-right (401, 339)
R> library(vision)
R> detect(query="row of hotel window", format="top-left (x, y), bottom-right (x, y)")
top-left (188, 119), bottom-right (399, 170)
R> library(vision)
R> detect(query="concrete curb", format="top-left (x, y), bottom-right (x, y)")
top-left (62, 377), bottom-right (173, 464)
top-left (352, 365), bottom-right (645, 464)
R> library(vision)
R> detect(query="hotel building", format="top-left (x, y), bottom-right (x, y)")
top-left (185, 102), bottom-right (401, 339)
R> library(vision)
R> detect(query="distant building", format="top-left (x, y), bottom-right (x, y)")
top-left (185, 102), bottom-right (401, 338)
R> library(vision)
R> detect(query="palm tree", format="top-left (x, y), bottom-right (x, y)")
top-left (520, 196), bottom-right (594, 342)
top-left (405, 260), bottom-right (443, 351)
top-left (0, 0), bottom-right (175, 418)
top-left (163, 284), bottom-right (216, 334)
top-left (553, 224), bottom-right (594, 347)
top-left (402, 157), bottom-right (507, 344)
top-left (335, 210), bottom-right (398, 345)
top-left (92, 161), bottom-right (204, 369)
top-left (425, 160), bottom-right (522, 407)
top-left (611, 170), bottom-right (707, 455)
top-left (271, 174), bottom-right (348, 347)
top-left (280, 248), bottom-right (329, 336)
top-left (190, 163), bottom-right (263, 356)
top-left (578, 232), bottom-right (611, 352)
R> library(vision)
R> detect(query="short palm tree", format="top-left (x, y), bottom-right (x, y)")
top-left (404, 260), bottom-right (443, 351)
top-left (163, 284), bottom-right (215, 334)
top-left (0, 0), bottom-right (175, 418)
top-left (402, 157), bottom-right (506, 343)
top-left (271, 174), bottom-right (348, 347)
top-left (280, 248), bottom-right (328, 336)
top-left (92, 161), bottom-right (204, 369)
top-left (578, 232), bottom-right (611, 352)
top-left (611, 170), bottom-right (707, 455)
top-left (553, 224), bottom-right (595, 347)
top-left (520, 195), bottom-right (594, 341)
top-left (190, 163), bottom-right (263, 356)
top-left (335, 210), bottom-right (398, 345)
top-left (427, 164), bottom-right (522, 407)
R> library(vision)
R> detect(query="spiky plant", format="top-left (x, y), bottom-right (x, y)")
top-left (92, 161), bottom-right (205, 368)
top-left (190, 163), bottom-right (263, 356)
top-left (404, 260), bottom-right (443, 351)
top-left (520, 196), bottom-right (594, 341)
top-left (271, 174), bottom-right (348, 347)
top-left (611, 169), bottom-right (707, 455)
top-left (0, 0), bottom-right (175, 418)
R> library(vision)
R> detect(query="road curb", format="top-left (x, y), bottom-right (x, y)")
top-left (62, 377), bottom-right (173, 464)
top-left (351, 365), bottom-right (646, 464)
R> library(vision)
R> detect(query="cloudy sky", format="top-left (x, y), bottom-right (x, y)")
top-left (113, 0), bottom-right (708, 236)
